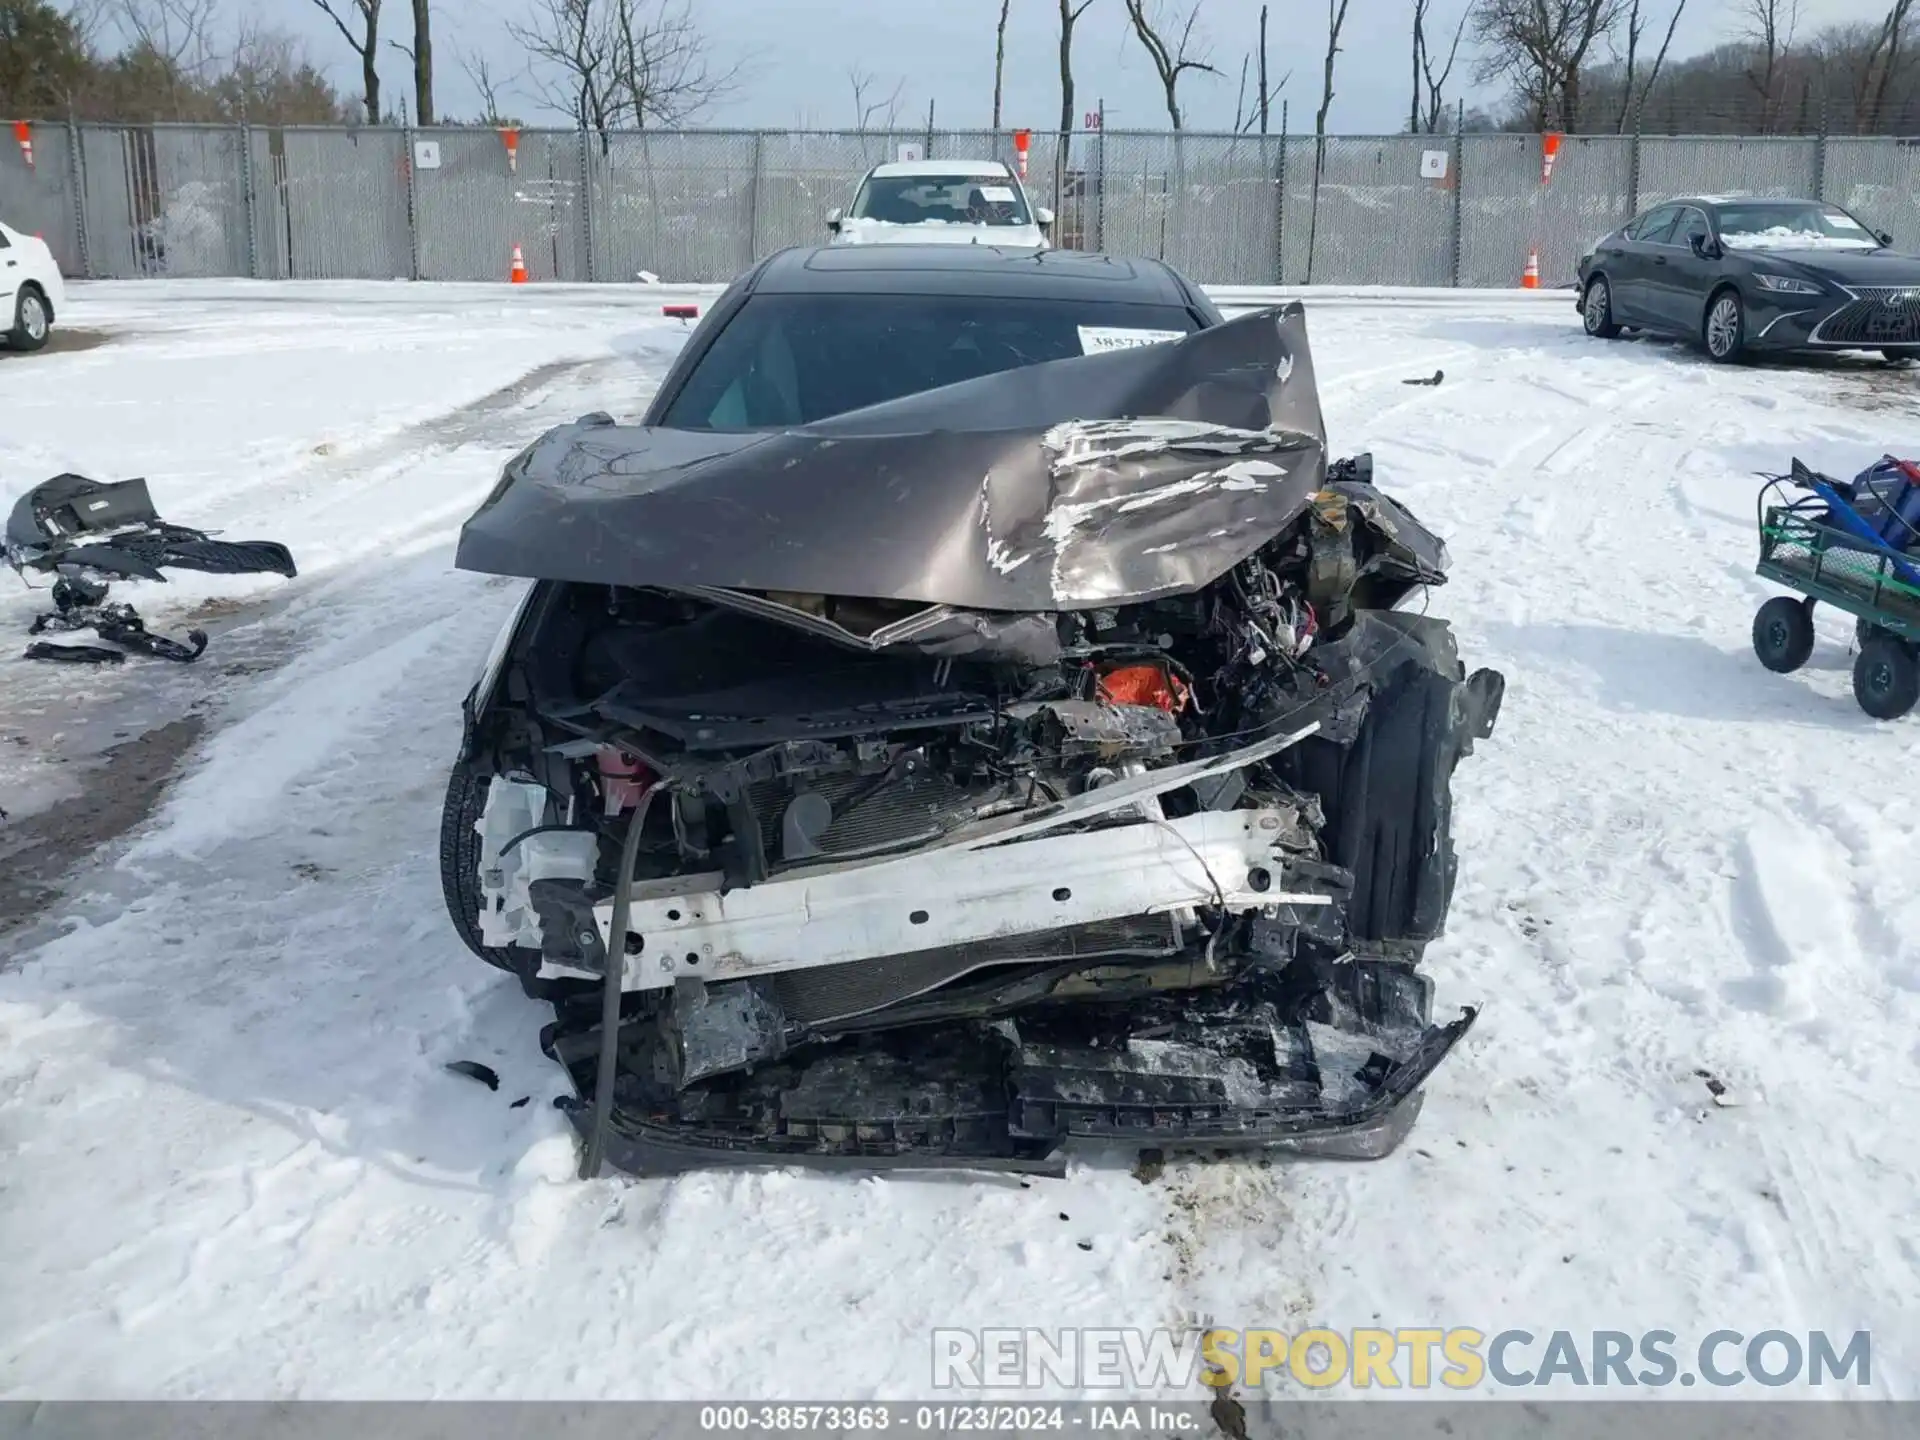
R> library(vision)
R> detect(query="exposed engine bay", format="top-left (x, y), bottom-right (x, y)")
top-left (447, 303), bottom-right (1505, 1175)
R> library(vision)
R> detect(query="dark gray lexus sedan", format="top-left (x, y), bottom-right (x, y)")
top-left (1575, 195), bottom-right (1920, 364)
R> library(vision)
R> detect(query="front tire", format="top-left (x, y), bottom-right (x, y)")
top-left (1853, 636), bottom-right (1920, 720)
top-left (1704, 289), bottom-right (1746, 364)
top-left (1582, 277), bottom-right (1621, 339)
top-left (7, 284), bottom-right (51, 352)
top-left (1752, 596), bottom-right (1815, 673)
top-left (439, 765), bottom-right (559, 998)
top-left (1885, 350), bottom-right (1914, 366)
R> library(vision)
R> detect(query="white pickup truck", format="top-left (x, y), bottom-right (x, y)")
top-left (827, 159), bottom-right (1054, 251)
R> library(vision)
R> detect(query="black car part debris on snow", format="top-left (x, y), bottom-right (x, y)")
top-left (448, 301), bottom-right (1506, 1178)
top-left (5, 474), bottom-right (297, 664)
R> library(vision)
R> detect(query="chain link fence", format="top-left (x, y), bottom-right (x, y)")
top-left (7, 120), bottom-right (1920, 289)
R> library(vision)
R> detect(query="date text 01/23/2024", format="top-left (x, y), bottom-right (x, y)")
top-left (697, 1403), bottom-right (1207, 1432)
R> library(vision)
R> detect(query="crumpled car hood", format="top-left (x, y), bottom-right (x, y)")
top-left (454, 303), bottom-right (1328, 611)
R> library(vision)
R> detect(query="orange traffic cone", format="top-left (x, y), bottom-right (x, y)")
top-left (509, 244), bottom-right (529, 284)
top-left (1521, 249), bottom-right (1541, 289)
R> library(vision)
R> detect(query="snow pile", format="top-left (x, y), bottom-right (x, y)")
top-left (1721, 228), bottom-right (1878, 252)
top-left (1, 282), bottom-right (1918, 1400)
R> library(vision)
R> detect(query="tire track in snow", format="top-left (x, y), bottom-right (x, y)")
top-left (1162, 315), bottom-right (1920, 1386)
top-left (1154, 315), bottom-right (1682, 1371)
top-left (0, 349), bottom-right (648, 950)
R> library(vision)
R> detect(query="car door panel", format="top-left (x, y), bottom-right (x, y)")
top-left (0, 228), bottom-right (19, 318)
top-left (1608, 206), bottom-right (1680, 325)
top-left (1655, 208), bottom-right (1717, 331)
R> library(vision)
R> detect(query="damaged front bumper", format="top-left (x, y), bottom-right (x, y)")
top-left (511, 721), bottom-right (1480, 1176)
top-left (540, 958), bottom-right (1477, 1177)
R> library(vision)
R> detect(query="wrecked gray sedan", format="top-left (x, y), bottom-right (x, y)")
top-left (443, 246), bottom-right (1503, 1176)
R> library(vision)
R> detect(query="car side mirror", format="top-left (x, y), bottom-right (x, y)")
top-left (1877, 230), bottom-right (1894, 247)
top-left (1690, 232), bottom-right (1717, 260)
top-left (1034, 206), bottom-right (1054, 228)
top-left (826, 208), bottom-right (842, 234)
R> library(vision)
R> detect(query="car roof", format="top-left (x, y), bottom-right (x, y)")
top-left (868, 159), bottom-right (1012, 179)
top-left (747, 244), bottom-right (1196, 306)
top-left (1650, 195), bottom-right (1820, 210)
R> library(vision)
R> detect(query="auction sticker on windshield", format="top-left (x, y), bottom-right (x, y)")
top-left (979, 186), bottom-right (1018, 203)
top-left (1079, 326), bottom-right (1186, 353)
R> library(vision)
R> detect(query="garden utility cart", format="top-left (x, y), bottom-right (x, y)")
top-left (1752, 456), bottom-right (1920, 720)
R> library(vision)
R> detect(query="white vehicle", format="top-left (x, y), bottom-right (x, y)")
top-left (1, 220), bottom-right (64, 352)
top-left (827, 160), bottom-right (1054, 250)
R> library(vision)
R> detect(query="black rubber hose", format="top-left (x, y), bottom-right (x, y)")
top-left (579, 784), bottom-right (659, 1181)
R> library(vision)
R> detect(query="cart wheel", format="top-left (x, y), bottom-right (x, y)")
top-left (1853, 636), bottom-right (1920, 720)
top-left (1753, 596), bottom-right (1815, 673)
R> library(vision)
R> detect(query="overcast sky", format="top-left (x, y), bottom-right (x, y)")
top-left (253, 0), bottom-right (1901, 132)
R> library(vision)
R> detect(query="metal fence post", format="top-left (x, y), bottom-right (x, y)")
top-left (1273, 103), bottom-right (1288, 283)
top-left (747, 130), bottom-right (765, 262)
top-left (1627, 124), bottom-right (1642, 216)
top-left (578, 128), bottom-right (596, 283)
top-left (64, 114), bottom-right (92, 280)
top-left (1093, 120), bottom-right (1106, 252)
top-left (1813, 113), bottom-right (1829, 203)
top-left (401, 121), bottom-right (421, 280)
top-left (238, 123), bottom-right (259, 279)
top-left (1448, 106), bottom-right (1465, 289)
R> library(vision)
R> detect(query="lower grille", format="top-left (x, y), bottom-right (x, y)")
top-left (1815, 297), bottom-right (1920, 346)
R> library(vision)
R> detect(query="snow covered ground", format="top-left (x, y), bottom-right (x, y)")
top-left (1, 280), bottom-right (1917, 1402)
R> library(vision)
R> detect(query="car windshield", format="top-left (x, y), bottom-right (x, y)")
top-left (660, 292), bottom-right (1199, 430)
top-left (1715, 202), bottom-right (1879, 251)
top-left (847, 174), bottom-right (1033, 227)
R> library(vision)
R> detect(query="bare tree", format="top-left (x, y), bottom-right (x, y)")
top-left (993, 0), bottom-right (1012, 128)
top-left (1412, 0), bottom-right (1468, 132)
top-left (1614, 0), bottom-right (1687, 131)
top-left (305, 0), bottom-right (381, 122)
top-left (1258, 3), bottom-right (1270, 131)
top-left (1057, 0), bottom-right (1095, 168)
top-left (1469, 0), bottom-right (1629, 129)
top-left (509, 0), bottom-right (613, 131)
top-left (1740, 0), bottom-right (1800, 130)
top-left (847, 65), bottom-right (905, 130)
top-left (1858, 0), bottom-right (1916, 131)
top-left (1316, 0), bottom-right (1351, 135)
top-left (108, 0), bottom-right (221, 117)
top-left (383, 0), bottom-right (434, 123)
top-left (63, 0), bottom-right (116, 52)
top-left (1304, 0), bottom-right (1350, 281)
top-left (409, 0), bottom-right (431, 122)
top-left (611, 0), bottom-right (737, 127)
top-left (115, 0), bottom-right (220, 75)
top-left (220, 19), bottom-right (355, 123)
top-left (1233, 52), bottom-right (1248, 131)
top-left (509, 0), bottom-right (734, 136)
top-left (1123, 0), bottom-right (1219, 130)
top-left (455, 42), bottom-right (514, 123)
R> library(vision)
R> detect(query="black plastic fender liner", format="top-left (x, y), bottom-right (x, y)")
top-left (1270, 611), bottom-right (1505, 954)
